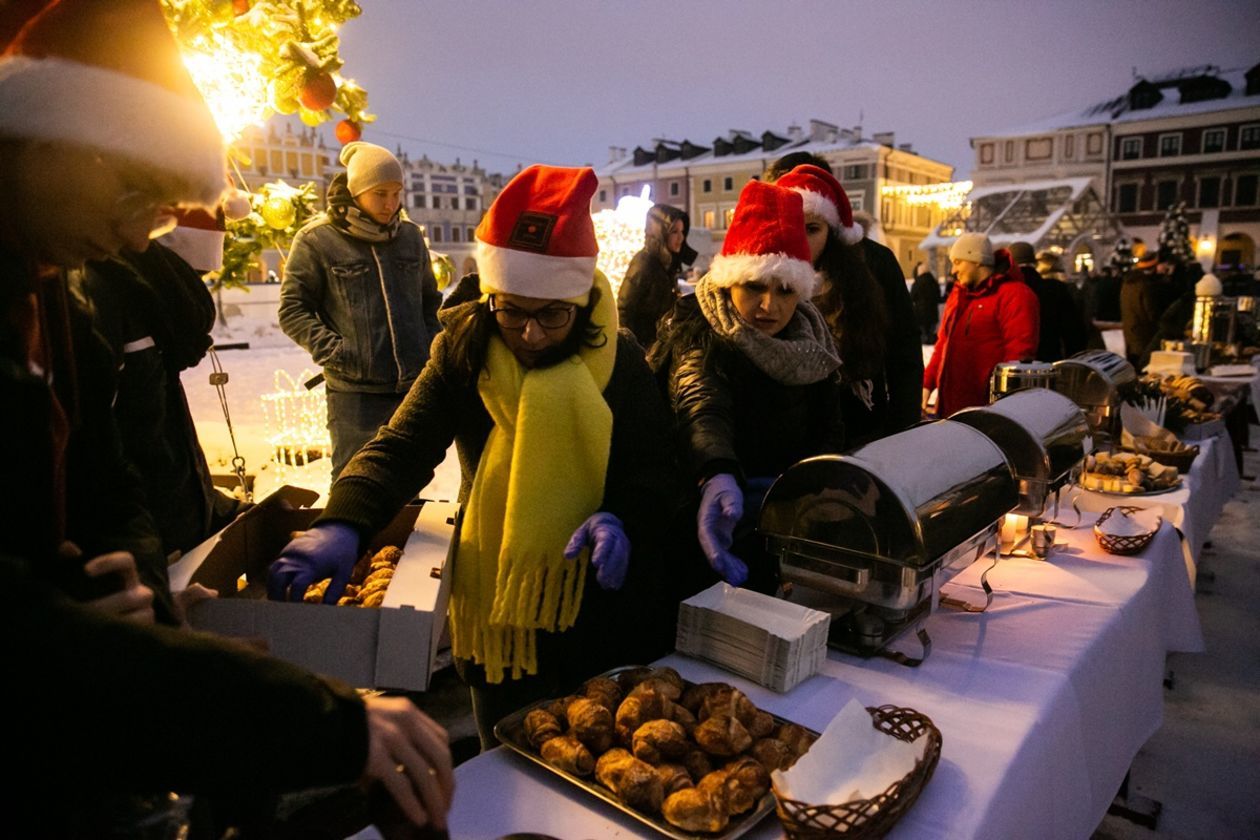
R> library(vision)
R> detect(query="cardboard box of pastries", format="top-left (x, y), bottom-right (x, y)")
top-left (168, 485), bottom-right (458, 691)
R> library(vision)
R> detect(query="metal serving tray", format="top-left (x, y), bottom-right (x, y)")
top-left (493, 665), bottom-right (817, 840)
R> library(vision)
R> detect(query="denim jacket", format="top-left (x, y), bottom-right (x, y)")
top-left (279, 215), bottom-right (441, 393)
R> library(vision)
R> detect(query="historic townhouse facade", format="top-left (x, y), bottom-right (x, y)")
top-left (596, 119), bottom-right (954, 276)
top-left (969, 63), bottom-right (1260, 270)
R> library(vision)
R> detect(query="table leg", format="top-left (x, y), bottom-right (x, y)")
top-left (1108, 770), bottom-right (1163, 829)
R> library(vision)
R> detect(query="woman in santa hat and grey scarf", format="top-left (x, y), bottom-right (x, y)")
top-left (650, 180), bottom-right (845, 595)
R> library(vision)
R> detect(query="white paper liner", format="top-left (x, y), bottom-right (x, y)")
top-left (772, 698), bottom-right (926, 806)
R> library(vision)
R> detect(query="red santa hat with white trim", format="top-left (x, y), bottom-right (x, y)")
top-left (706, 179), bottom-right (818, 298)
top-left (775, 164), bottom-right (864, 246)
top-left (0, 0), bottom-right (227, 208)
top-left (475, 164), bottom-right (600, 303)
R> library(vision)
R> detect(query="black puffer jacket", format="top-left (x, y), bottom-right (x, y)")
top-left (652, 296), bottom-right (845, 484)
top-left (862, 238), bottom-right (924, 434)
top-left (618, 246), bottom-right (677, 349)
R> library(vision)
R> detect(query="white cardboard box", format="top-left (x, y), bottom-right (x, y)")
top-left (168, 486), bottom-right (459, 691)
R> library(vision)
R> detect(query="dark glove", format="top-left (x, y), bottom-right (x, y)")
top-left (697, 474), bottom-right (747, 586)
top-left (266, 522), bottom-right (360, 603)
top-left (564, 512), bottom-right (630, 591)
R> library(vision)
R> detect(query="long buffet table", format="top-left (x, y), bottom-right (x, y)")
top-left (447, 459), bottom-right (1218, 838)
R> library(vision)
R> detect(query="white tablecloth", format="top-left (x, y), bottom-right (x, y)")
top-left (447, 515), bottom-right (1198, 840)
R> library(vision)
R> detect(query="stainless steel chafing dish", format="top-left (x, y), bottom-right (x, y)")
top-left (1052, 350), bottom-right (1136, 446)
top-left (1191, 296), bottom-right (1239, 362)
top-left (951, 389), bottom-right (1089, 518)
top-left (989, 360), bottom-right (1057, 403)
top-left (759, 420), bottom-right (1019, 660)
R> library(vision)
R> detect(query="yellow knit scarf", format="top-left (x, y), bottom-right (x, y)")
top-left (450, 272), bottom-right (617, 683)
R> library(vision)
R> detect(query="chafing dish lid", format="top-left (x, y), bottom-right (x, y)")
top-left (950, 389), bottom-right (1089, 484)
top-left (760, 421), bottom-right (1017, 566)
top-left (1053, 350), bottom-right (1136, 389)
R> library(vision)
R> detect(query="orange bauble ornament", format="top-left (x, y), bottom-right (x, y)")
top-left (299, 72), bottom-right (337, 111)
top-left (335, 119), bottom-right (362, 145)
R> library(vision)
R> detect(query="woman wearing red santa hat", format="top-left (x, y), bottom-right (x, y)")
top-left (269, 164), bottom-right (680, 746)
top-left (650, 179), bottom-right (845, 595)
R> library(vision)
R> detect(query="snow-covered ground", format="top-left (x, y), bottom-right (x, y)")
top-left (181, 284), bottom-right (461, 504)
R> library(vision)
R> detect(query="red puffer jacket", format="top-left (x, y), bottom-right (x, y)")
top-left (924, 250), bottom-right (1040, 417)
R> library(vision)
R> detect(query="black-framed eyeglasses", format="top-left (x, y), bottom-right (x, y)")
top-left (488, 297), bottom-right (576, 330)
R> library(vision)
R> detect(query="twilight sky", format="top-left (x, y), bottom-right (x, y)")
top-left (338, 0), bottom-right (1260, 178)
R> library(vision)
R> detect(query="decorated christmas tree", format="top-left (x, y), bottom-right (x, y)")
top-left (161, 0), bottom-right (374, 290)
top-left (1157, 201), bottom-right (1193, 266)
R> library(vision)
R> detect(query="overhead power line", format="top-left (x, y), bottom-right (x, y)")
top-left (363, 127), bottom-right (568, 167)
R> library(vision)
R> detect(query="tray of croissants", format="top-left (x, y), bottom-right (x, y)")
top-left (493, 665), bottom-right (818, 839)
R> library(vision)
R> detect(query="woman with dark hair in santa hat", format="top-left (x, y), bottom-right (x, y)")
top-left (771, 163), bottom-right (899, 446)
top-left (270, 164), bottom-right (680, 746)
top-left (650, 180), bottom-right (845, 595)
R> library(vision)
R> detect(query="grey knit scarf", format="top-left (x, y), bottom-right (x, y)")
top-left (326, 173), bottom-right (401, 243)
top-left (695, 277), bottom-right (842, 385)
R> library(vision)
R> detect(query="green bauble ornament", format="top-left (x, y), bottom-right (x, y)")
top-left (431, 253), bottom-right (455, 291)
top-left (260, 196), bottom-right (296, 230)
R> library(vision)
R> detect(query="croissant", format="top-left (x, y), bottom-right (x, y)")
top-left (615, 690), bottom-right (668, 744)
top-left (566, 697), bottom-right (614, 753)
top-left (615, 666), bottom-right (654, 693)
top-left (655, 763), bottom-right (694, 796)
top-left (631, 719), bottom-right (689, 764)
top-left (581, 676), bottom-right (622, 714)
top-left (696, 769), bottom-right (731, 815)
top-left (747, 710), bottom-right (775, 740)
top-left (540, 735), bottom-right (594, 777)
top-left (721, 756), bottom-right (770, 814)
top-left (523, 708), bottom-right (563, 750)
top-left (680, 682), bottom-right (731, 714)
top-left (662, 786), bottom-right (729, 833)
top-left (700, 687), bottom-right (759, 727)
top-left (683, 748), bottom-right (714, 782)
top-left (776, 722), bottom-right (817, 758)
top-left (669, 702), bottom-right (697, 736)
top-left (694, 712), bottom-right (752, 757)
top-left (749, 737), bottom-right (795, 771)
top-left (543, 694), bottom-right (577, 725)
top-left (594, 749), bottom-right (663, 814)
top-left (371, 545), bottom-right (404, 566)
top-left (632, 667), bottom-right (683, 701)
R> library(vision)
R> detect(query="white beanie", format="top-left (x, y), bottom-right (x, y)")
top-left (340, 142), bottom-right (403, 196)
top-left (950, 232), bottom-right (994, 267)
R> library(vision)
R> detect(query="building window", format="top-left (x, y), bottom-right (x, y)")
top-left (1004, 140), bottom-right (1015, 162)
top-left (431, 226), bottom-right (443, 243)
top-left (1086, 133), bottom-right (1103, 156)
top-left (450, 227), bottom-right (461, 242)
top-left (1156, 179), bottom-right (1179, 210)
top-left (598, 190), bottom-right (606, 203)
top-left (1116, 183), bottom-right (1139, 213)
top-left (412, 195), bottom-right (425, 209)
top-left (670, 181), bottom-right (680, 196)
top-left (1201, 128), bottom-right (1226, 154)
top-left (845, 164), bottom-right (867, 180)
top-left (430, 196), bottom-right (441, 209)
top-left (722, 206), bottom-right (735, 228)
top-left (1235, 174), bottom-right (1258, 206)
top-left (847, 190), bottom-right (865, 212)
top-left (1025, 138), bottom-right (1053, 160)
top-left (467, 227), bottom-right (476, 241)
top-left (1198, 176), bottom-right (1221, 208)
top-left (1158, 133), bottom-right (1182, 157)
top-left (1119, 137), bottom-right (1142, 160)
top-left (1064, 134), bottom-right (1075, 159)
top-left (465, 197), bottom-right (477, 211)
top-left (702, 208), bottom-right (716, 228)
top-left (702, 179), bottom-right (712, 193)
top-left (1241, 124), bottom-right (1260, 150)
top-left (979, 143), bottom-right (994, 165)
top-left (723, 176), bottom-right (734, 191)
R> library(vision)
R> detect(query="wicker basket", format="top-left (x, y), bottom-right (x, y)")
top-left (1093, 506), bottom-right (1160, 555)
top-left (1127, 441), bottom-right (1198, 472)
top-left (773, 705), bottom-right (942, 839)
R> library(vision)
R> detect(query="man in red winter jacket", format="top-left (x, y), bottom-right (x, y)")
top-left (923, 233), bottom-right (1040, 417)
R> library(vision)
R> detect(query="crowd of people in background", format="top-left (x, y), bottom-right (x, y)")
top-left (6, 1), bottom-right (1259, 837)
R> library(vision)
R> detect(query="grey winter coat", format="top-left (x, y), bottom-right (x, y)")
top-left (279, 214), bottom-right (441, 393)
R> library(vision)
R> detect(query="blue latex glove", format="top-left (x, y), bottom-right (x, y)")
top-left (697, 474), bottom-right (748, 586)
top-left (564, 512), bottom-right (630, 591)
top-left (266, 521), bottom-right (361, 603)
